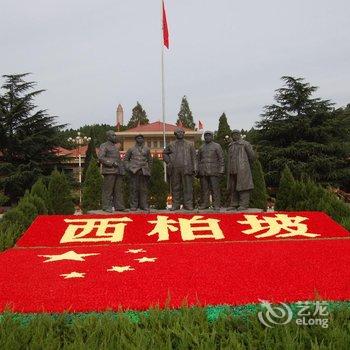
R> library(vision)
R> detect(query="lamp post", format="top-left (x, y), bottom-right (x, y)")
top-left (67, 132), bottom-right (91, 207)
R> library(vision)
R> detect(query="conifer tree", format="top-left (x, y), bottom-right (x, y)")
top-left (82, 158), bottom-right (103, 213)
top-left (0, 73), bottom-right (64, 203)
top-left (255, 76), bottom-right (350, 189)
top-left (177, 96), bottom-right (195, 130)
top-left (127, 102), bottom-right (149, 129)
top-left (215, 113), bottom-right (231, 150)
top-left (82, 138), bottom-right (97, 181)
top-left (31, 177), bottom-right (51, 213)
top-left (149, 157), bottom-right (168, 209)
top-left (250, 159), bottom-right (268, 210)
top-left (48, 169), bottom-right (75, 214)
top-left (275, 165), bottom-right (295, 210)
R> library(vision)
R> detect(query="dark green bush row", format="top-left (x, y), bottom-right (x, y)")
top-left (275, 165), bottom-right (350, 230)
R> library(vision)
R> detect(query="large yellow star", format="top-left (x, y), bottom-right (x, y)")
top-left (39, 251), bottom-right (100, 263)
top-left (126, 249), bottom-right (146, 254)
top-left (107, 266), bottom-right (135, 273)
top-left (134, 257), bottom-right (157, 263)
top-left (60, 271), bottom-right (85, 279)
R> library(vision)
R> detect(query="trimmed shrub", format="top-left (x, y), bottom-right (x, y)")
top-left (275, 165), bottom-right (295, 210)
top-left (250, 159), bottom-right (268, 210)
top-left (2, 209), bottom-right (27, 231)
top-left (48, 170), bottom-right (75, 215)
top-left (82, 158), bottom-right (103, 213)
top-left (0, 222), bottom-right (24, 251)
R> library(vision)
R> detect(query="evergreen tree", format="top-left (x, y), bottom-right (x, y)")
top-left (0, 191), bottom-right (8, 206)
top-left (127, 102), bottom-right (149, 129)
top-left (214, 113), bottom-right (231, 150)
top-left (250, 159), bottom-right (268, 210)
top-left (177, 96), bottom-right (195, 130)
top-left (255, 76), bottom-right (350, 189)
top-left (31, 177), bottom-right (51, 213)
top-left (48, 169), bottom-right (75, 214)
top-left (149, 157), bottom-right (168, 209)
top-left (0, 73), bottom-right (64, 203)
top-left (82, 138), bottom-right (97, 181)
top-left (275, 165), bottom-right (295, 210)
top-left (82, 159), bottom-right (103, 213)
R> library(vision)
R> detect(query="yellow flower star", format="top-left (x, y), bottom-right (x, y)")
top-left (107, 266), bottom-right (135, 273)
top-left (134, 257), bottom-right (157, 263)
top-left (39, 251), bottom-right (99, 263)
top-left (60, 271), bottom-right (86, 279)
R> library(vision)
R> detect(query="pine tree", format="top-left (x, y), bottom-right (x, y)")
top-left (0, 73), bottom-right (65, 203)
top-left (127, 102), bottom-right (149, 129)
top-left (250, 159), bottom-right (268, 210)
top-left (215, 113), bottom-right (231, 150)
top-left (82, 138), bottom-right (97, 181)
top-left (177, 96), bottom-right (195, 130)
top-left (48, 169), bottom-right (75, 214)
top-left (255, 76), bottom-right (350, 189)
top-left (275, 165), bottom-right (295, 210)
top-left (82, 158), bottom-right (103, 213)
top-left (31, 177), bottom-right (51, 213)
top-left (149, 157), bottom-right (168, 209)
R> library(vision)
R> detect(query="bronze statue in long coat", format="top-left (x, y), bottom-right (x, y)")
top-left (227, 130), bottom-right (255, 210)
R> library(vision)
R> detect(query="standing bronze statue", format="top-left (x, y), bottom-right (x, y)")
top-left (163, 128), bottom-right (197, 210)
top-left (198, 131), bottom-right (225, 210)
top-left (98, 130), bottom-right (126, 212)
top-left (227, 130), bottom-right (255, 211)
top-left (124, 134), bottom-right (152, 211)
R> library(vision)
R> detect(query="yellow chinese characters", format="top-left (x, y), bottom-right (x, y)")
top-left (61, 218), bottom-right (133, 243)
top-left (237, 214), bottom-right (319, 238)
top-left (147, 215), bottom-right (224, 241)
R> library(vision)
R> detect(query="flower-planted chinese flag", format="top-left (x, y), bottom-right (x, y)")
top-left (0, 212), bottom-right (350, 313)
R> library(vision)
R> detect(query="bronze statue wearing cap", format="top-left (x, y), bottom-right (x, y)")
top-left (124, 134), bottom-right (152, 211)
top-left (197, 131), bottom-right (225, 210)
top-left (227, 130), bottom-right (255, 210)
top-left (163, 128), bottom-right (197, 210)
top-left (98, 130), bottom-right (126, 212)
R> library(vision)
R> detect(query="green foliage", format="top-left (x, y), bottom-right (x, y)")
top-left (149, 157), bottom-right (168, 209)
top-left (250, 159), bottom-right (268, 210)
top-left (275, 165), bottom-right (295, 210)
top-left (214, 113), bottom-right (231, 150)
top-left (82, 138), bottom-right (97, 181)
top-left (275, 170), bottom-right (350, 230)
top-left (1, 304), bottom-right (350, 348)
top-left (23, 190), bottom-right (47, 215)
top-left (30, 178), bottom-right (50, 212)
top-left (255, 76), bottom-right (350, 190)
top-left (0, 191), bottom-right (8, 206)
top-left (1, 209), bottom-right (27, 232)
top-left (177, 95), bottom-right (195, 130)
top-left (48, 170), bottom-right (75, 215)
top-left (0, 222), bottom-right (24, 251)
top-left (82, 159), bottom-right (103, 213)
top-left (16, 198), bottom-right (38, 227)
top-left (127, 102), bottom-right (149, 129)
top-left (0, 73), bottom-right (65, 203)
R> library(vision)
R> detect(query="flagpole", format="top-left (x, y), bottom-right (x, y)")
top-left (161, 0), bottom-right (167, 182)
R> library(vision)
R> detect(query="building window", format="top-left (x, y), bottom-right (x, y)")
top-left (147, 140), bottom-right (151, 148)
top-left (153, 140), bottom-right (158, 148)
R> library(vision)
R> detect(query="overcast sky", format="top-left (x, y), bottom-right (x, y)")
top-left (1, 0), bottom-right (349, 131)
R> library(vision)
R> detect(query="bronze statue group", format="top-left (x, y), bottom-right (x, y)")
top-left (98, 128), bottom-right (255, 213)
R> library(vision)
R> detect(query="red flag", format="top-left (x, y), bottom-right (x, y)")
top-left (162, 1), bottom-right (169, 49)
top-left (198, 120), bottom-right (204, 130)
